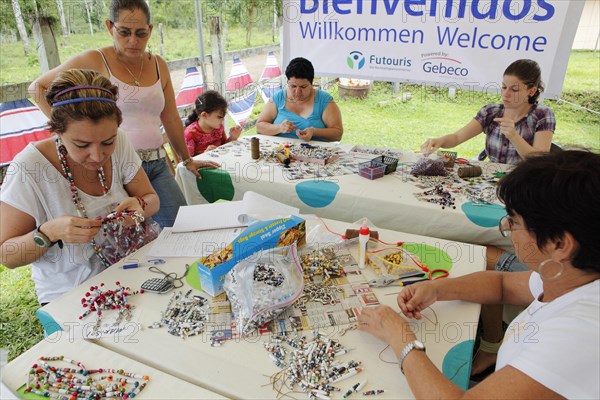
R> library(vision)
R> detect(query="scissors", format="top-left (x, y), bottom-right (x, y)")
top-left (412, 258), bottom-right (450, 280)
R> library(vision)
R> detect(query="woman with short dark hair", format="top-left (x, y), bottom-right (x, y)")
top-left (358, 150), bottom-right (600, 399)
top-left (257, 57), bottom-right (343, 142)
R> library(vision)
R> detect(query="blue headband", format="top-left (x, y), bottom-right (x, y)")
top-left (52, 97), bottom-right (117, 107)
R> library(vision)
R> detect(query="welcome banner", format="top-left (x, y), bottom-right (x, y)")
top-left (282, 0), bottom-right (584, 98)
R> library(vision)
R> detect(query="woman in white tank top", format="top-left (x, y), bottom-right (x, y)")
top-left (29, 0), bottom-right (219, 228)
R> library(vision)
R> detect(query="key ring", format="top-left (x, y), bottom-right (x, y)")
top-left (149, 264), bottom-right (190, 289)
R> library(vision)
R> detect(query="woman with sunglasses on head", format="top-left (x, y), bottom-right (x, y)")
top-left (29, 0), bottom-right (218, 228)
top-left (256, 57), bottom-right (343, 142)
top-left (1, 69), bottom-right (159, 304)
top-left (358, 150), bottom-right (599, 399)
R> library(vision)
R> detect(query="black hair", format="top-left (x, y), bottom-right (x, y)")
top-left (497, 150), bottom-right (600, 272)
top-left (110, 0), bottom-right (151, 24)
top-left (504, 59), bottom-right (544, 104)
top-left (185, 90), bottom-right (228, 127)
top-left (285, 57), bottom-right (315, 84)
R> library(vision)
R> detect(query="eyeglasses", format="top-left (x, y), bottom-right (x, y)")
top-left (111, 22), bottom-right (150, 38)
top-left (498, 215), bottom-right (526, 238)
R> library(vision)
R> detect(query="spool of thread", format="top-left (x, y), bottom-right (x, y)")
top-left (251, 137), bottom-right (260, 159)
top-left (458, 165), bottom-right (482, 178)
top-left (276, 152), bottom-right (290, 167)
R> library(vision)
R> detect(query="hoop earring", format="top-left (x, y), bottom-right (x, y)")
top-left (538, 259), bottom-right (564, 280)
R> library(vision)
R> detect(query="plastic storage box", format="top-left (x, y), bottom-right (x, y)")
top-left (374, 155), bottom-right (399, 174)
top-left (358, 160), bottom-right (386, 180)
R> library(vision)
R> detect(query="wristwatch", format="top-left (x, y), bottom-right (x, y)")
top-left (398, 340), bottom-right (426, 374)
top-left (182, 157), bottom-right (193, 167)
top-left (33, 226), bottom-right (63, 249)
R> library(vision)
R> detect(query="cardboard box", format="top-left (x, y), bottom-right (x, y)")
top-left (194, 216), bottom-right (306, 296)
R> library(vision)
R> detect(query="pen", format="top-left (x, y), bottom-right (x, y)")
top-left (121, 259), bottom-right (165, 269)
top-left (122, 263), bottom-right (142, 269)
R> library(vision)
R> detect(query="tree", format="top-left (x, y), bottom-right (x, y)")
top-left (11, 0), bottom-right (30, 55)
top-left (83, 0), bottom-right (94, 35)
top-left (55, 0), bottom-right (68, 37)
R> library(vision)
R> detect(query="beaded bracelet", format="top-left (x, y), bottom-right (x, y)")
top-left (135, 196), bottom-right (147, 211)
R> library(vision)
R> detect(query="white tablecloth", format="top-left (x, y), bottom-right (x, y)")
top-left (175, 135), bottom-right (511, 249)
top-left (40, 218), bottom-right (485, 399)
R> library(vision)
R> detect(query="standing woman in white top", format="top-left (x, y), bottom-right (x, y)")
top-left (29, 0), bottom-right (218, 228)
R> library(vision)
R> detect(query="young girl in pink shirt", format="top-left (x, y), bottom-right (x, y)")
top-left (184, 91), bottom-right (243, 157)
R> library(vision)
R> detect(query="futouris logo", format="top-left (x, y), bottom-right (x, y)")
top-left (347, 51), bottom-right (365, 70)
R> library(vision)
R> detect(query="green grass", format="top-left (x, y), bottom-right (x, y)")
top-left (0, 265), bottom-right (44, 361)
top-left (0, 25), bottom-right (278, 84)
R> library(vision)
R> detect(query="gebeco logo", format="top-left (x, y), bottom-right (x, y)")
top-left (422, 57), bottom-right (469, 77)
top-left (347, 51), bottom-right (366, 70)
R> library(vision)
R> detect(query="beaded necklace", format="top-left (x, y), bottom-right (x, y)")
top-left (55, 137), bottom-right (112, 267)
top-left (26, 355), bottom-right (149, 399)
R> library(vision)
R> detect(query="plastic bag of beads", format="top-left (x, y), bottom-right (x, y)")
top-left (367, 246), bottom-right (425, 276)
top-left (96, 213), bottom-right (161, 267)
top-left (223, 244), bottom-right (304, 335)
top-left (411, 157), bottom-right (448, 176)
top-left (297, 239), bottom-right (359, 282)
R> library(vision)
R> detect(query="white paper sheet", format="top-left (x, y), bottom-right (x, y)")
top-left (147, 227), bottom-right (243, 258)
top-left (172, 191), bottom-right (299, 233)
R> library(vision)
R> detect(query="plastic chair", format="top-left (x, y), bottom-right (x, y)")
top-left (477, 142), bottom-right (562, 161)
top-left (35, 309), bottom-right (63, 337)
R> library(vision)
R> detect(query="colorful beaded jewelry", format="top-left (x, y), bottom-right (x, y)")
top-left (56, 137), bottom-right (147, 268)
top-left (56, 137), bottom-right (113, 267)
top-left (415, 184), bottom-right (457, 210)
top-left (79, 282), bottom-right (141, 332)
top-left (26, 355), bottom-right (149, 399)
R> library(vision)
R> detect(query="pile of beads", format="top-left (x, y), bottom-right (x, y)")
top-left (296, 282), bottom-right (341, 307)
top-left (148, 290), bottom-right (208, 339)
top-left (254, 263), bottom-right (285, 287)
top-left (265, 331), bottom-right (363, 398)
top-left (414, 184), bottom-right (457, 210)
top-left (287, 144), bottom-right (340, 165)
top-left (300, 248), bottom-right (345, 282)
top-left (25, 355), bottom-right (149, 399)
top-left (464, 185), bottom-right (498, 205)
top-left (79, 282), bottom-right (141, 332)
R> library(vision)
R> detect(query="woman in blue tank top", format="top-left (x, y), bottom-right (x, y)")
top-left (256, 57), bottom-right (343, 142)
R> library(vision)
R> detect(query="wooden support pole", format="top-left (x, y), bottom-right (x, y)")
top-left (32, 17), bottom-right (61, 73)
top-left (210, 16), bottom-right (226, 96)
top-left (194, 0), bottom-right (208, 90)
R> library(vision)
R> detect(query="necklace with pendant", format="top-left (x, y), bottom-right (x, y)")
top-left (115, 50), bottom-right (145, 86)
top-left (55, 137), bottom-right (112, 267)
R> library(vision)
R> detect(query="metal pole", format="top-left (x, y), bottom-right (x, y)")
top-left (194, 0), bottom-right (208, 90)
